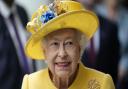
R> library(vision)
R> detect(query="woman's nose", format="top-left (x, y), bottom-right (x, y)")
top-left (58, 45), bottom-right (67, 58)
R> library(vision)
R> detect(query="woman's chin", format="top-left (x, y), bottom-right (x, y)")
top-left (56, 71), bottom-right (70, 78)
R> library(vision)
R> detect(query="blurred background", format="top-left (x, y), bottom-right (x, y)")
top-left (0, 0), bottom-right (128, 89)
top-left (15, 0), bottom-right (52, 18)
top-left (15, 0), bottom-right (53, 70)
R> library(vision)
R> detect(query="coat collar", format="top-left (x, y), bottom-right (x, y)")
top-left (44, 63), bottom-right (87, 89)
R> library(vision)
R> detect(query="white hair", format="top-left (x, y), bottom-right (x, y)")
top-left (75, 31), bottom-right (88, 58)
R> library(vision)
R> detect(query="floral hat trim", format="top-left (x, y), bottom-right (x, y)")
top-left (27, 0), bottom-right (68, 34)
top-left (40, 0), bottom-right (68, 24)
top-left (40, 10), bottom-right (56, 23)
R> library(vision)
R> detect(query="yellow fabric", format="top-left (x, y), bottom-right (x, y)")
top-left (25, 0), bottom-right (99, 60)
top-left (21, 63), bottom-right (115, 89)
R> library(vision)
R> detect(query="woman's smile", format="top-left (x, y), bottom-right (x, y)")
top-left (55, 61), bottom-right (72, 70)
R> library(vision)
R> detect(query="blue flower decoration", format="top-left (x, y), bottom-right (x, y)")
top-left (40, 10), bottom-right (56, 23)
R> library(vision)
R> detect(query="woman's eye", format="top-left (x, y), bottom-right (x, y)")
top-left (66, 41), bottom-right (73, 46)
top-left (52, 42), bottom-right (59, 46)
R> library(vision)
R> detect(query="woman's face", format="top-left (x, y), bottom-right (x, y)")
top-left (43, 29), bottom-right (81, 78)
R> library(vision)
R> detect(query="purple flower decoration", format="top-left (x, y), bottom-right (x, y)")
top-left (40, 10), bottom-right (56, 23)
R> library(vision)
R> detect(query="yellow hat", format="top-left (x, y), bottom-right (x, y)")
top-left (25, 0), bottom-right (99, 60)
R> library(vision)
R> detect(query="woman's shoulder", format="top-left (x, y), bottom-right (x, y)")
top-left (21, 68), bottom-right (49, 88)
top-left (79, 64), bottom-right (115, 89)
top-left (22, 68), bottom-right (49, 83)
top-left (26, 68), bottom-right (49, 80)
top-left (21, 68), bottom-right (52, 89)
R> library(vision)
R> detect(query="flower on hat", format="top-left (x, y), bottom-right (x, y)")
top-left (40, 10), bottom-right (56, 23)
top-left (39, 0), bottom-right (67, 24)
top-left (27, 0), bottom-right (69, 34)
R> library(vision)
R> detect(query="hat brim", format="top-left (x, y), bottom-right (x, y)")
top-left (25, 10), bottom-right (99, 60)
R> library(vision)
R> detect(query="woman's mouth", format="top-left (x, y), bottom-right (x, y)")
top-left (55, 62), bottom-right (71, 70)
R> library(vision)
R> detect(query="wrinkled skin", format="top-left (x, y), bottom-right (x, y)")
top-left (43, 28), bottom-right (81, 89)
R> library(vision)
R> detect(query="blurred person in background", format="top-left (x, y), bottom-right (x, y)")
top-left (122, 0), bottom-right (128, 10)
top-left (118, 0), bottom-right (128, 89)
top-left (95, 0), bottom-right (128, 88)
top-left (76, 0), bottom-right (120, 85)
top-left (0, 0), bottom-right (33, 89)
top-left (118, 1), bottom-right (128, 88)
top-left (118, 71), bottom-right (128, 89)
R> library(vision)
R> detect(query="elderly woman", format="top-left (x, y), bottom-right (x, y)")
top-left (21, 0), bottom-right (115, 89)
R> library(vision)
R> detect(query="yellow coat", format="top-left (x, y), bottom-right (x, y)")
top-left (21, 63), bottom-right (115, 89)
